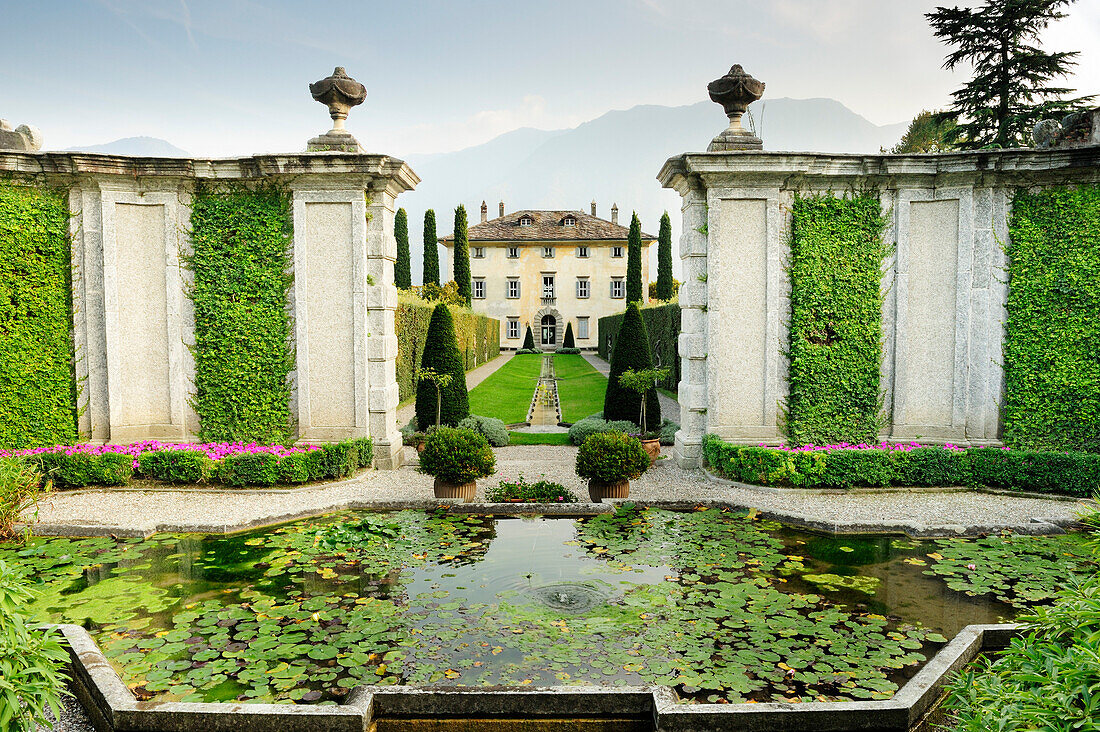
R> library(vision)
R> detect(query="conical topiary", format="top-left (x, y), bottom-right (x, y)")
top-left (656, 211), bottom-right (673, 301)
top-left (394, 208), bottom-right (411, 289)
top-left (603, 302), bottom-right (661, 430)
top-left (423, 209), bottom-right (439, 287)
top-left (521, 326), bottom-right (535, 351)
top-left (415, 303), bottom-right (470, 430)
top-left (453, 205), bottom-right (471, 305)
top-left (563, 322), bottom-right (575, 349)
top-left (626, 212), bottom-right (644, 303)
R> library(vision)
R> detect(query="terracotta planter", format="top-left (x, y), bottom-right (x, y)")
top-left (640, 438), bottom-right (661, 466)
top-left (588, 479), bottom-right (630, 502)
top-left (434, 478), bottom-right (476, 502)
top-left (416, 441), bottom-right (426, 454)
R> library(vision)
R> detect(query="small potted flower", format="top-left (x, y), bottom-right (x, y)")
top-left (617, 366), bottom-right (670, 465)
top-left (418, 427), bottom-right (496, 502)
top-left (575, 431), bottom-right (650, 502)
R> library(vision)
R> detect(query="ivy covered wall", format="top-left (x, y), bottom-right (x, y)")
top-left (0, 182), bottom-right (78, 449)
top-left (188, 186), bottom-right (295, 443)
top-left (1003, 185), bottom-right (1100, 452)
top-left (598, 301), bottom-right (681, 393)
top-left (784, 193), bottom-right (889, 446)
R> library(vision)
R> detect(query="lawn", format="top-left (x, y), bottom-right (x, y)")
top-left (467, 353), bottom-right (543, 423)
top-left (506, 431), bottom-right (571, 445)
top-left (554, 355), bottom-right (607, 423)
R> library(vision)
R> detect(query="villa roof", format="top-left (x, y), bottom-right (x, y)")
top-left (441, 209), bottom-right (655, 243)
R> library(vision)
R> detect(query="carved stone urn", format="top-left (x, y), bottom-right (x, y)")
top-left (707, 64), bottom-right (765, 151)
top-left (307, 67), bottom-right (367, 152)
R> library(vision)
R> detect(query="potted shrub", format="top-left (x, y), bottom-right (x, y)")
top-left (575, 431), bottom-right (650, 502)
top-left (618, 366), bottom-right (670, 465)
top-left (418, 427), bottom-right (496, 502)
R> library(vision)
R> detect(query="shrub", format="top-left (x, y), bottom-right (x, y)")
top-left (218, 452), bottom-right (279, 487)
top-left (515, 348), bottom-right (540, 355)
top-left (563, 322), bottom-right (576, 349)
top-left (0, 458), bottom-right (44, 542)
top-left (522, 326), bottom-right (535, 351)
top-left (892, 447), bottom-right (965, 486)
top-left (415, 304), bottom-right (470, 430)
top-left (603, 302), bottom-right (661, 430)
top-left (453, 205), bottom-right (471, 305)
top-left (576, 432), bottom-right (650, 484)
top-left (658, 419), bottom-right (679, 446)
top-left (0, 562), bottom-right (71, 731)
top-left (568, 418), bottom-right (637, 446)
top-left (735, 447), bottom-right (796, 485)
top-left (487, 475), bottom-right (578, 503)
top-left (394, 207), bottom-right (411, 290)
top-left (318, 442), bottom-right (358, 480)
top-left (137, 450), bottom-right (213, 484)
top-left (349, 437), bottom-right (373, 468)
top-left (965, 448), bottom-right (1100, 497)
top-left (598, 302), bottom-right (680, 394)
top-left (626, 212), bottom-right (644, 303)
top-left (32, 451), bottom-right (132, 489)
top-left (655, 212), bottom-right (674, 301)
top-left (422, 209), bottom-right (439, 287)
top-left (418, 427), bottom-right (496, 485)
top-left (703, 434), bottom-right (740, 478)
top-left (556, 347), bottom-right (581, 355)
top-left (817, 449), bottom-right (894, 488)
top-left (276, 452), bottom-right (314, 484)
top-left (458, 415), bottom-right (510, 447)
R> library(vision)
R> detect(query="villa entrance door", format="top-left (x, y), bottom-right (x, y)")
top-left (541, 315), bottom-right (556, 346)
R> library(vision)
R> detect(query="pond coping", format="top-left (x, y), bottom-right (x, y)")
top-left (53, 622), bottom-right (1021, 731)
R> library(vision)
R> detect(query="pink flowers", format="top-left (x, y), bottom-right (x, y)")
top-left (0, 440), bottom-right (321, 469)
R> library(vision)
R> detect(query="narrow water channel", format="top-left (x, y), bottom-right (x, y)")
top-left (527, 354), bottom-right (560, 425)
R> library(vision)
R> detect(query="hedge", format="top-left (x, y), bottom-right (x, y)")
top-left (0, 182), bottom-right (78, 449)
top-left (598, 301), bottom-right (680, 392)
top-left (702, 434), bottom-right (1099, 496)
top-left (395, 290), bottom-right (499, 403)
top-left (1003, 185), bottom-right (1100, 452)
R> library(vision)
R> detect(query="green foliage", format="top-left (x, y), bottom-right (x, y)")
top-left (649, 279), bottom-right (680, 301)
top-left (422, 209), bottom-right (439, 287)
top-left (416, 366), bottom-right (454, 429)
top-left (394, 208), bottom-right (411, 289)
top-left (415, 304), bottom-right (470, 430)
top-left (419, 280), bottom-right (466, 306)
top-left (137, 451), bottom-right (213, 484)
top-left (575, 432), bottom-right (650, 484)
top-left (926, 0), bottom-right (1093, 149)
top-left (0, 458), bottom-right (44, 542)
top-left (457, 415), bottom-right (510, 447)
top-left (188, 186), bottom-right (293, 443)
top-left (568, 417), bottom-right (637, 446)
top-left (0, 182), bottom-right (78, 450)
top-left (487, 476), bottom-right (578, 503)
top-left (598, 301), bottom-right (680, 393)
top-left (891, 446), bottom-right (965, 486)
top-left (887, 110), bottom-right (957, 153)
top-left (656, 211), bottom-right (674, 300)
top-left (626, 212), bottom-right (643, 303)
top-left (562, 322), bottom-right (575, 349)
top-left (275, 452), bottom-right (314, 484)
top-left (965, 447), bottom-right (1100, 497)
top-left (0, 563), bottom-right (70, 731)
top-left (522, 326), bottom-right (535, 351)
top-left (1003, 185), bottom-right (1100, 452)
top-left (31, 452), bottom-right (132, 489)
top-left (218, 453), bottom-right (279, 487)
top-left (618, 367), bottom-right (670, 433)
top-left (603, 303), bottom-right (661, 429)
top-left (785, 193), bottom-right (888, 446)
top-left (417, 427), bottom-right (495, 484)
top-left (556, 347), bottom-right (580, 355)
top-left (452, 205), bottom-right (471, 305)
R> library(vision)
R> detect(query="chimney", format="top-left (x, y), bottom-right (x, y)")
top-left (499, 201), bottom-right (505, 217)
top-left (611, 203), bottom-right (619, 225)
top-left (590, 200), bottom-right (596, 216)
top-left (481, 200), bottom-right (487, 223)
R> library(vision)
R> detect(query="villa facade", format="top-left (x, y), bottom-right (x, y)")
top-left (442, 202), bottom-right (655, 349)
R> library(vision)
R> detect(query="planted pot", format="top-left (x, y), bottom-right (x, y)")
top-left (416, 440), bottom-right (426, 454)
top-left (433, 477), bottom-right (477, 502)
top-left (588, 479), bottom-right (630, 502)
top-left (640, 438), bottom-right (661, 466)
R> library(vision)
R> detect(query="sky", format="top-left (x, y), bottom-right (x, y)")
top-left (2, 0), bottom-right (1098, 159)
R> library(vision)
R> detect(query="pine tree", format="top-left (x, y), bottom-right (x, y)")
top-left (626, 212), bottom-right (643, 303)
top-left (415, 303), bottom-right (470, 430)
top-left (522, 326), bottom-right (535, 351)
top-left (927, 0), bottom-right (1092, 149)
top-left (453, 205), bottom-right (471, 306)
top-left (655, 212), bottom-right (674, 301)
top-left (888, 110), bottom-right (958, 153)
top-left (603, 302), bottom-right (661, 430)
top-left (422, 209), bottom-right (439, 287)
top-left (563, 322), bottom-right (575, 349)
top-left (394, 208), bottom-right (411, 289)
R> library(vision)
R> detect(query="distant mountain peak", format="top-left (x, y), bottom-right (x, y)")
top-left (62, 136), bottom-right (190, 157)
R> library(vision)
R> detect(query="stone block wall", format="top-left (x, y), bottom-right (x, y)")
top-left (659, 146), bottom-right (1100, 467)
top-left (0, 151), bottom-right (418, 468)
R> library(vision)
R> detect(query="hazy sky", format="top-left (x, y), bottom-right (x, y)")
top-left (3, 0), bottom-right (1098, 158)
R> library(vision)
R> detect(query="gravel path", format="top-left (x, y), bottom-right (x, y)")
top-left (582, 353), bottom-right (680, 423)
top-left (28, 445), bottom-right (1088, 538)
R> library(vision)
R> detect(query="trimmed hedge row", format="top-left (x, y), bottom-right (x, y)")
top-left (395, 292), bottom-right (500, 402)
top-left (28, 438), bottom-right (373, 489)
top-left (702, 434), bottom-right (1098, 497)
top-left (598, 301), bottom-right (680, 392)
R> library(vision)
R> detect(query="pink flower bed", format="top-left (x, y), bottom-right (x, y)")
top-left (0, 440), bottom-right (320, 469)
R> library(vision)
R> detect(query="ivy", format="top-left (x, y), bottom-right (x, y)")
top-left (785, 193), bottom-right (889, 446)
top-left (1003, 185), bottom-right (1100, 452)
top-left (0, 182), bottom-right (78, 449)
top-left (188, 186), bottom-right (294, 443)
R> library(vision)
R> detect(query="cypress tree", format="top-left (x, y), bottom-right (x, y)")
top-left (626, 212), bottom-right (643, 303)
top-left (453, 205), bottom-right (472, 306)
top-left (656, 211), bottom-right (673, 301)
top-left (563, 322), bottom-right (575, 349)
top-left (603, 302), bottom-right (661, 430)
top-left (394, 208), bottom-right (411, 289)
top-left (415, 303), bottom-right (470, 430)
top-left (422, 209), bottom-right (439, 287)
top-left (522, 326), bottom-right (535, 351)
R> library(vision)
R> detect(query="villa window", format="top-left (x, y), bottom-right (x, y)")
top-left (610, 277), bottom-right (624, 299)
top-left (543, 246), bottom-right (554, 258)
top-left (576, 278), bottom-right (590, 299)
top-left (577, 245), bottom-right (589, 258)
top-left (612, 245), bottom-right (624, 258)
top-left (577, 316), bottom-right (589, 340)
top-left (473, 278), bottom-right (485, 299)
top-left (472, 247), bottom-right (485, 258)
top-left (507, 246), bottom-right (519, 258)
top-left (507, 278), bottom-right (520, 299)
top-left (563, 215), bottom-right (576, 226)
top-left (507, 318), bottom-right (519, 339)
top-left (519, 215), bottom-right (533, 227)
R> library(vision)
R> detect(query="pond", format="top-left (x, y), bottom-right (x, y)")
top-left (3, 507), bottom-right (1096, 706)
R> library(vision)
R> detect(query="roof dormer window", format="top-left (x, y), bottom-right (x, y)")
top-left (563, 215), bottom-right (576, 226)
top-left (519, 215), bottom-right (533, 227)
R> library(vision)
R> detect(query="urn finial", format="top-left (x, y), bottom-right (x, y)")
top-left (707, 64), bottom-right (765, 151)
top-left (307, 67), bottom-right (367, 152)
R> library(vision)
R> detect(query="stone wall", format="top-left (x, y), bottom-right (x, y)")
top-left (0, 151), bottom-right (418, 468)
top-left (659, 146), bottom-right (1100, 467)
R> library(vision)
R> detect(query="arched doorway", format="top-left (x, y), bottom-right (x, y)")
top-left (541, 315), bottom-right (557, 347)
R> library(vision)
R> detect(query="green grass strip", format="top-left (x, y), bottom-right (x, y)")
top-left (506, 431), bottom-right (572, 446)
top-left (554, 355), bottom-right (607, 423)
top-left (467, 354), bottom-right (544, 423)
